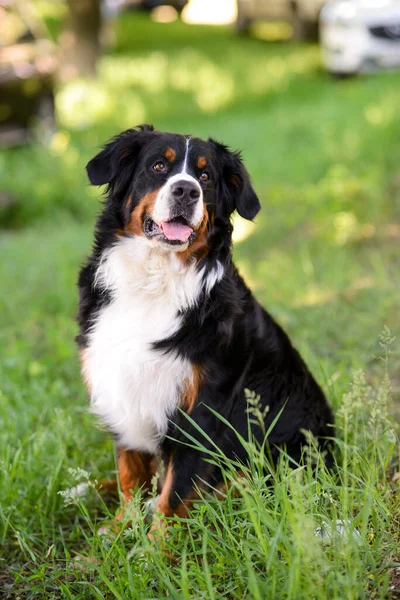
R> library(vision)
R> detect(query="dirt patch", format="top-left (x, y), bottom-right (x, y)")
top-left (390, 566), bottom-right (400, 599)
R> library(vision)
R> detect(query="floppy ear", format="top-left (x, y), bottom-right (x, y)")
top-left (86, 124), bottom-right (155, 186)
top-left (209, 139), bottom-right (261, 221)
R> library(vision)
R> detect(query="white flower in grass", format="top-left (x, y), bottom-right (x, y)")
top-left (314, 520), bottom-right (361, 545)
top-left (58, 467), bottom-right (97, 506)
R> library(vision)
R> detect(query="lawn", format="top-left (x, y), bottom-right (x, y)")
top-left (0, 12), bottom-right (400, 599)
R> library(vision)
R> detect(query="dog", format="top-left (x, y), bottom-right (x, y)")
top-left (77, 124), bottom-right (334, 530)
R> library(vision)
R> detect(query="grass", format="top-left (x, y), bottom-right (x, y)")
top-left (1, 12), bottom-right (400, 599)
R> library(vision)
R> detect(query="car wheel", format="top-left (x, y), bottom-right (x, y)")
top-left (330, 71), bottom-right (355, 79)
top-left (361, 58), bottom-right (378, 73)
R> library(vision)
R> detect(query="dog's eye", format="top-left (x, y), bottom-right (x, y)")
top-left (153, 162), bottom-right (166, 173)
top-left (199, 172), bottom-right (209, 183)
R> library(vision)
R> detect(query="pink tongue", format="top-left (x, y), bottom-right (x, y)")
top-left (161, 221), bottom-right (193, 242)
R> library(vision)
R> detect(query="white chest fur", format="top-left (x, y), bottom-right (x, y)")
top-left (82, 237), bottom-right (223, 454)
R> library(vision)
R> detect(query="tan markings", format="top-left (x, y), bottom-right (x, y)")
top-left (197, 156), bottom-right (207, 169)
top-left (152, 459), bottom-right (200, 521)
top-left (164, 147), bottom-right (176, 162)
top-left (230, 174), bottom-right (240, 188)
top-left (119, 194), bottom-right (134, 229)
top-left (123, 188), bottom-right (160, 237)
top-left (214, 471), bottom-right (247, 497)
top-left (118, 449), bottom-right (157, 502)
top-left (119, 147), bottom-right (131, 162)
top-left (125, 193), bottom-right (133, 213)
top-left (97, 454), bottom-right (157, 535)
top-left (79, 348), bottom-right (91, 396)
top-left (154, 458), bottom-right (174, 518)
top-left (149, 492), bottom-right (198, 544)
top-left (151, 468), bottom-right (246, 539)
top-left (149, 458), bottom-right (195, 542)
top-left (97, 479), bottom-right (119, 495)
top-left (180, 364), bottom-right (202, 414)
top-left (177, 206), bottom-right (210, 263)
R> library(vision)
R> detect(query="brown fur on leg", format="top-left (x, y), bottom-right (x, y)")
top-left (98, 450), bottom-right (158, 535)
top-left (148, 459), bottom-right (196, 545)
top-left (97, 479), bottom-right (119, 496)
top-left (118, 449), bottom-right (157, 502)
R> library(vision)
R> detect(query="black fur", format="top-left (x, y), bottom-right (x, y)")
top-left (77, 125), bottom-right (334, 511)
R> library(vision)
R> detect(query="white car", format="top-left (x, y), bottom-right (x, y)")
top-left (320, 0), bottom-right (400, 75)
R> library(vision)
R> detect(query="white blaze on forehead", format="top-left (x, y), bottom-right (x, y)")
top-left (152, 136), bottom-right (203, 229)
top-left (182, 137), bottom-right (190, 174)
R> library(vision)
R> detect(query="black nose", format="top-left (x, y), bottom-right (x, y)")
top-left (171, 180), bottom-right (200, 205)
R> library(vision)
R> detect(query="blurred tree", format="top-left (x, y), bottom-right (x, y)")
top-left (0, 1), bottom-right (56, 148)
top-left (59, 0), bottom-right (102, 81)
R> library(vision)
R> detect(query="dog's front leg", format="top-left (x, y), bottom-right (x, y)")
top-left (110, 448), bottom-right (157, 527)
top-left (98, 449), bottom-right (157, 535)
top-left (117, 448), bottom-right (157, 502)
top-left (148, 449), bottom-right (206, 541)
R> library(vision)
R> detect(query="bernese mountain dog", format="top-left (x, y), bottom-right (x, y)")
top-left (77, 124), bottom-right (334, 533)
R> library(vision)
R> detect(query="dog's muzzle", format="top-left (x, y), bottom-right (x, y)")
top-left (145, 176), bottom-right (203, 246)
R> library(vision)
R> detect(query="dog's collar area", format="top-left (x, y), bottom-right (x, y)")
top-left (144, 215), bottom-right (197, 246)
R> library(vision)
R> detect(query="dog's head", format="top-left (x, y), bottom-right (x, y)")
top-left (87, 125), bottom-right (261, 253)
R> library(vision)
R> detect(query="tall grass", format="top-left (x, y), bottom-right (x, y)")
top-left (36, 330), bottom-right (397, 600)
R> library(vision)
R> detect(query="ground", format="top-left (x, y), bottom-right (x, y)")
top-left (0, 12), bottom-right (399, 600)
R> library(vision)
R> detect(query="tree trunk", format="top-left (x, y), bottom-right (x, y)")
top-left (59, 0), bottom-right (101, 82)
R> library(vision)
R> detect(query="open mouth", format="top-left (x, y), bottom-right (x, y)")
top-left (144, 215), bottom-right (196, 246)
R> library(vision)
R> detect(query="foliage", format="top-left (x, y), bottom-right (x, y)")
top-left (1, 14), bottom-right (400, 229)
top-left (0, 324), bottom-right (398, 598)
